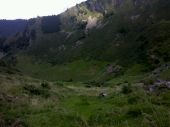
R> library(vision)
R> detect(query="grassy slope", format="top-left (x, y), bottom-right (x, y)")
top-left (16, 21), bottom-right (170, 81)
top-left (11, 0), bottom-right (169, 82)
top-left (0, 73), bottom-right (170, 127)
top-left (16, 55), bottom-right (109, 81)
top-left (0, 0), bottom-right (170, 126)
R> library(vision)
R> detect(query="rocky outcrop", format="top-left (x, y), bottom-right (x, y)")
top-left (86, 16), bottom-right (98, 30)
top-left (144, 80), bottom-right (170, 92)
top-left (86, 0), bottom-right (124, 12)
top-left (106, 65), bottom-right (122, 74)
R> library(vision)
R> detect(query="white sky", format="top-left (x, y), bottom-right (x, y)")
top-left (0, 0), bottom-right (86, 19)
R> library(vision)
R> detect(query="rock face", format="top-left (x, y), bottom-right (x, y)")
top-left (86, 16), bottom-right (98, 30)
top-left (145, 80), bottom-right (170, 92)
top-left (0, 0), bottom-right (169, 70)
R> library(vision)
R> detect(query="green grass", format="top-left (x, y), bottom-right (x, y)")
top-left (107, 64), bottom-right (148, 85)
top-left (0, 72), bottom-right (169, 127)
top-left (0, 0), bottom-right (170, 126)
top-left (16, 55), bottom-right (109, 81)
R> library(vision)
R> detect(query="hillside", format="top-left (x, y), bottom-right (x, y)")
top-left (1, 0), bottom-right (168, 81)
top-left (0, 19), bottom-right (27, 37)
top-left (0, 0), bottom-right (170, 126)
top-left (0, 0), bottom-right (169, 82)
top-left (0, 66), bottom-right (170, 127)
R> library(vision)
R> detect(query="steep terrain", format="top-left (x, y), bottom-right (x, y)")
top-left (0, 19), bottom-right (27, 37)
top-left (0, 0), bottom-right (170, 126)
top-left (0, 0), bottom-right (169, 82)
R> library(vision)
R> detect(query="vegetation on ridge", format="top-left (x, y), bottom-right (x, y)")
top-left (0, 0), bottom-right (170, 126)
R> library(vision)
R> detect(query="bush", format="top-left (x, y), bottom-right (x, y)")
top-left (23, 84), bottom-right (50, 98)
top-left (126, 104), bottom-right (153, 118)
top-left (118, 27), bottom-right (129, 35)
top-left (0, 60), bottom-right (7, 67)
top-left (126, 107), bottom-right (142, 118)
top-left (128, 96), bottom-right (139, 104)
top-left (41, 81), bottom-right (50, 89)
top-left (23, 84), bottom-right (41, 95)
top-left (66, 78), bottom-right (73, 82)
top-left (143, 77), bottom-right (155, 85)
top-left (121, 84), bottom-right (132, 94)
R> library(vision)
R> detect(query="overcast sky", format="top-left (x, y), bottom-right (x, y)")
top-left (0, 0), bottom-right (86, 19)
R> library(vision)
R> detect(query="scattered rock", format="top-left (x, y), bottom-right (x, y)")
top-left (166, 81), bottom-right (170, 89)
top-left (1, 93), bottom-right (18, 103)
top-left (131, 15), bottom-right (140, 21)
top-left (99, 92), bottom-right (107, 97)
top-left (75, 41), bottom-right (84, 47)
top-left (106, 64), bottom-right (122, 74)
top-left (145, 80), bottom-right (170, 92)
top-left (151, 63), bottom-right (170, 77)
top-left (11, 119), bottom-right (24, 127)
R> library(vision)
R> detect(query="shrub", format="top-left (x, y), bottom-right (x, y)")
top-left (128, 96), bottom-right (139, 104)
top-left (0, 60), bottom-right (7, 67)
top-left (126, 107), bottom-right (142, 118)
top-left (23, 84), bottom-right (41, 95)
top-left (126, 104), bottom-right (153, 118)
top-left (118, 27), bottom-right (129, 35)
top-left (121, 84), bottom-right (132, 94)
top-left (41, 81), bottom-right (50, 89)
top-left (66, 78), bottom-right (73, 82)
top-left (143, 77), bottom-right (155, 85)
top-left (23, 84), bottom-right (50, 98)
